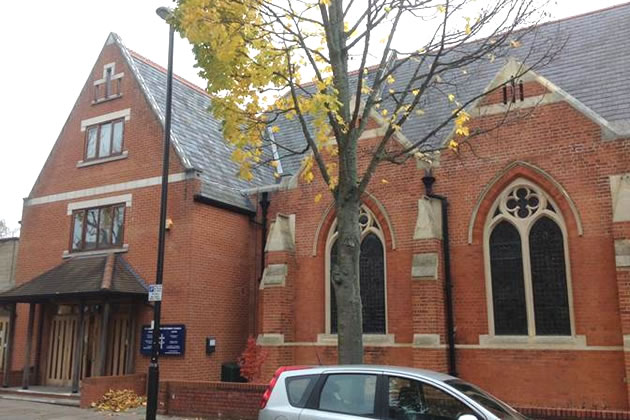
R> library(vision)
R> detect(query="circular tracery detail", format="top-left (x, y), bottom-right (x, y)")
top-left (498, 184), bottom-right (552, 220)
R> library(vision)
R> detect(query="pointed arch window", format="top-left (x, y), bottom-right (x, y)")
top-left (485, 179), bottom-right (573, 337)
top-left (327, 206), bottom-right (386, 334)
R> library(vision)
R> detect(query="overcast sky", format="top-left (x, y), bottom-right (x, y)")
top-left (0, 0), bottom-right (626, 233)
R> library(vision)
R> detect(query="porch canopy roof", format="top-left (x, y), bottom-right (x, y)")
top-left (0, 254), bottom-right (148, 303)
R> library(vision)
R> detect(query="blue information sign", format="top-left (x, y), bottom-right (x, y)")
top-left (140, 324), bottom-right (186, 356)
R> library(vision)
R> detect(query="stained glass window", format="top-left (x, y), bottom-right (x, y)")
top-left (489, 221), bottom-right (527, 335)
top-left (488, 181), bottom-right (571, 336)
top-left (330, 206), bottom-right (386, 334)
top-left (529, 217), bottom-right (571, 335)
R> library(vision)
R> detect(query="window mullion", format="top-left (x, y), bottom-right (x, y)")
top-left (520, 221), bottom-right (536, 337)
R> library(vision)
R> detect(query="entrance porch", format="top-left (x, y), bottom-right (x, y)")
top-left (0, 254), bottom-right (148, 393)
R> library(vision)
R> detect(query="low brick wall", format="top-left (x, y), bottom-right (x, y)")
top-left (517, 406), bottom-right (630, 420)
top-left (79, 373), bottom-right (147, 408)
top-left (0, 370), bottom-right (23, 387)
top-left (161, 381), bottom-right (267, 420)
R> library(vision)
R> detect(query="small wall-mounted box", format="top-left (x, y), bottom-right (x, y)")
top-left (206, 337), bottom-right (216, 355)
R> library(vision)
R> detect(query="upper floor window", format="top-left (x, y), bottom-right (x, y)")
top-left (71, 204), bottom-right (125, 252)
top-left (485, 179), bottom-right (572, 336)
top-left (328, 205), bottom-right (386, 334)
top-left (85, 119), bottom-right (124, 161)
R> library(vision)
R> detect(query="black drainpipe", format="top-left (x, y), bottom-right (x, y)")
top-left (259, 192), bottom-right (270, 282)
top-left (422, 170), bottom-right (457, 377)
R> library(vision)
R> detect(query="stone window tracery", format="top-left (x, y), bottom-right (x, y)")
top-left (485, 179), bottom-right (573, 337)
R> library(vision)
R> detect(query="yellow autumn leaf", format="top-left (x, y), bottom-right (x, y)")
top-left (448, 94), bottom-right (455, 102)
top-left (412, 89), bottom-right (420, 96)
top-left (386, 74), bottom-right (395, 84)
top-left (510, 39), bottom-right (522, 48)
top-left (320, 0), bottom-right (331, 5)
top-left (437, 5), bottom-right (446, 13)
top-left (270, 160), bottom-right (278, 168)
top-left (448, 139), bottom-right (459, 151)
top-left (381, 109), bottom-right (389, 116)
top-left (271, 126), bottom-right (280, 133)
top-left (314, 193), bottom-right (323, 203)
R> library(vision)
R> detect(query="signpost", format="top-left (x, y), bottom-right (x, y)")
top-left (141, 324), bottom-right (185, 356)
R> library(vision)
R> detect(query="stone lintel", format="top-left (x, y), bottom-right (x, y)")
top-left (412, 334), bottom-right (441, 348)
top-left (266, 214), bottom-right (296, 252)
top-left (615, 240), bottom-right (630, 268)
top-left (256, 333), bottom-right (285, 346)
top-left (412, 253), bottom-right (439, 279)
top-left (260, 264), bottom-right (288, 289)
top-left (413, 198), bottom-right (442, 240)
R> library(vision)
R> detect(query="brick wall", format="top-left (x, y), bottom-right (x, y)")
top-left (256, 87), bottom-right (630, 409)
top-left (9, 38), bottom-right (258, 384)
top-left (79, 373), bottom-right (147, 408)
top-left (161, 381), bottom-right (267, 419)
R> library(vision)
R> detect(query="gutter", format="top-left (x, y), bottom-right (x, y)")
top-left (422, 170), bottom-right (457, 377)
top-left (193, 194), bottom-right (256, 216)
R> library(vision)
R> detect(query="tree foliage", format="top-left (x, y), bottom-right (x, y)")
top-left (174, 0), bottom-right (558, 363)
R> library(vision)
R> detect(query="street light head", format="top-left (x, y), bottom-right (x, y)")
top-left (156, 7), bottom-right (173, 21)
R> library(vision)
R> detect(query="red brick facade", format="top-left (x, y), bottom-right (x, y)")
top-left (255, 83), bottom-right (630, 410)
top-left (2, 14), bottom-right (630, 417)
top-left (6, 38), bottom-right (259, 387)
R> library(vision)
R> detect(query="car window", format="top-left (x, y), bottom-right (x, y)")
top-left (286, 375), bottom-right (318, 408)
top-left (388, 376), bottom-right (478, 420)
top-left (445, 379), bottom-right (526, 420)
top-left (318, 374), bottom-right (377, 416)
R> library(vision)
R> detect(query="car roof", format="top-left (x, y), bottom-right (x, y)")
top-left (282, 365), bottom-right (456, 382)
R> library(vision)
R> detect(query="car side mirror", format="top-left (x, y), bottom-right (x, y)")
top-left (458, 415), bottom-right (478, 420)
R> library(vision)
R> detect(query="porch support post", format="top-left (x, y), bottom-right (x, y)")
top-left (125, 310), bottom-right (136, 374)
top-left (34, 304), bottom-right (45, 385)
top-left (2, 303), bottom-right (16, 388)
top-left (98, 303), bottom-right (110, 376)
top-left (72, 302), bottom-right (86, 393)
top-left (22, 303), bottom-right (36, 389)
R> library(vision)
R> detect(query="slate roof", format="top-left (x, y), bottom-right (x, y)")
top-left (112, 3), bottom-right (630, 198)
top-left (270, 3), bottom-right (630, 176)
top-left (113, 36), bottom-right (275, 211)
top-left (0, 255), bottom-right (148, 302)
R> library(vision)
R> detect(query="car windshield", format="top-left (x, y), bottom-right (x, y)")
top-left (445, 379), bottom-right (528, 420)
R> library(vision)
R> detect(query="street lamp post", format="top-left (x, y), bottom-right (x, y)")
top-left (146, 7), bottom-right (174, 420)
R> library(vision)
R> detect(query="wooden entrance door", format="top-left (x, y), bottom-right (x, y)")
top-left (46, 313), bottom-right (78, 386)
top-left (0, 316), bottom-right (9, 371)
top-left (46, 306), bottom-right (135, 385)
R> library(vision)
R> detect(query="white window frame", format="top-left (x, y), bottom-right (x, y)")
top-left (324, 205), bottom-right (388, 335)
top-left (483, 178), bottom-right (576, 339)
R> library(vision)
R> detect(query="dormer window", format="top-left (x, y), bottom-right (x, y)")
top-left (85, 119), bottom-right (124, 160)
top-left (93, 63), bottom-right (123, 103)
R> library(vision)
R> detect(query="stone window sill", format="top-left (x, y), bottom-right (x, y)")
top-left (92, 93), bottom-right (123, 105)
top-left (317, 333), bottom-right (395, 346)
top-left (77, 151), bottom-right (128, 168)
top-left (478, 334), bottom-right (587, 349)
top-left (62, 244), bottom-right (129, 259)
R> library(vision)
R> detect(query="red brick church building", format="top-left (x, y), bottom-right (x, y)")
top-left (1, 3), bottom-right (629, 412)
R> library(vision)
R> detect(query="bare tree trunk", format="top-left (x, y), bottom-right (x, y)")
top-left (332, 133), bottom-right (364, 364)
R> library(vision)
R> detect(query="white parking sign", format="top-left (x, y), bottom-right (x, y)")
top-left (148, 284), bottom-right (163, 302)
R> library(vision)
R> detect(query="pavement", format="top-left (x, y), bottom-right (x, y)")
top-left (0, 399), bottom-right (203, 420)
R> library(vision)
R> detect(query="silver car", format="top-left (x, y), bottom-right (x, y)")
top-left (259, 365), bottom-right (528, 420)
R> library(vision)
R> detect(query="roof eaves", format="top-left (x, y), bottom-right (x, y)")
top-left (110, 33), bottom-right (195, 170)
